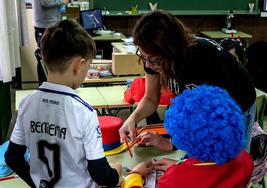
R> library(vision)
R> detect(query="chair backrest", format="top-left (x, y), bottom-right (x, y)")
top-left (255, 88), bottom-right (267, 128)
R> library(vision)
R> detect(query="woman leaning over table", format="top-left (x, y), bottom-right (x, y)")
top-left (119, 10), bottom-right (256, 152)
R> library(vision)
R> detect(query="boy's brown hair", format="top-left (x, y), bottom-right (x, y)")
top-left (40, 19), bottom-right (96, 73)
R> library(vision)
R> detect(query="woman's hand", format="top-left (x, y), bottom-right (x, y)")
top-left (119, 117), bottom-right (137, 142)
top-left (138, 132), bottom-right (173, 151)
top-left (153, 158), bottom-right (176, 172)
top-left (131, 160), bottom-right (154, 177)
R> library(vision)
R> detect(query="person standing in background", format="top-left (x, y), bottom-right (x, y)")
top-left (32, 0), bottom-right (69, 44)
top-left (32, 0), bottom-right (69, 85)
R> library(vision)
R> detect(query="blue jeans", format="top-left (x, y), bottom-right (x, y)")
top-left (244, 101), bottom-right (256, 152)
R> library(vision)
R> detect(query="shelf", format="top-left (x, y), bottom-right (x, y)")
top-left (102, 10), bottom-right (261, 16)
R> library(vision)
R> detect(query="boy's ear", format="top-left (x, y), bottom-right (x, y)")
top-left (73, 57), bottom-right (86, 74)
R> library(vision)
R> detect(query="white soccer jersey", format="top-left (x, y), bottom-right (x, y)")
top-left (11, 82), bottom-right (105, 188)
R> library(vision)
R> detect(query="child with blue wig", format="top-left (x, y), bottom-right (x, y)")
top-left (122, 85), bottom-right (253, 188)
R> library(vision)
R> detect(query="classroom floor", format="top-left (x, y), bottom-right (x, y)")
top-left (6, 86), bottom-right (267, 187)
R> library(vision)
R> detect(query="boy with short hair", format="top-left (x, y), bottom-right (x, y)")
top-left (5, 19), bottom-right (121, 188)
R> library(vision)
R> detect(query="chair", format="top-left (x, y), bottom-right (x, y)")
top-left (251, 89), bottom-right (267, 187)
top-left (250, 122), bottom-right (267, 188)
top-left (255, 88), bottom-right (267, 128)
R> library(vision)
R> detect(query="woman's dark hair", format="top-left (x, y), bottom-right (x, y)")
top-left (133, 10), bottom-right (195, 86)
top-left (40, 19), bottom-right (96, 73)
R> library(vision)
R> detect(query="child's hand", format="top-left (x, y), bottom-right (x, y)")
top-left (109, 162), bottom-right (122, 176)
top-left (138, 132), bottom-right (173, 151)
top-left (153, 158), bottom-right (176, 172)
top-left (131, 160), bottom-right (154, 177)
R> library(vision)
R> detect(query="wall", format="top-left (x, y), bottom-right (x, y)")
top-left (93, 0), bottom-right (257, 12)
top-left (20, 8), bottom-right (38, 89)
top-left (102, 14), bottom-right (267, 44)
top-left (20, 8), bottom-right (267, 88)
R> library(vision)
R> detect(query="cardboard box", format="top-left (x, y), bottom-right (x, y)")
top-left (112, 53), bottom-right (144, 75)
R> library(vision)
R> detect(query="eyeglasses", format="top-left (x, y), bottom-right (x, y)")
top-left (135, 48), bottom-right (162, 65)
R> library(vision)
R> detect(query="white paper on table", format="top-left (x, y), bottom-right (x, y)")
top-left (144, 172), bottom-right (156, 188)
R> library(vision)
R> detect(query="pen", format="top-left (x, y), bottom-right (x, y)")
top-left (0, 175), bottom-right (19, 181)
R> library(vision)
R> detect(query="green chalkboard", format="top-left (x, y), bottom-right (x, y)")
top-left (92, 0), bottom-right (257, 12)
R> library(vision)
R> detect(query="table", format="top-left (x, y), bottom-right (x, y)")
top-left (83, 76), bottom-right (137, 86)
top-left (92, 33), bottom-right (126, 42)
top-left (200, 31), bottom-right (252, 39)
top-left (15, 86), bottom-right (132, 116)
top-left (93, 33), bottom-right (126, 59)
top-left (108, 145), bottom-right (184, 169)
top-left (97, 86), bottom-right (131, 108)
top-left (112, 42), bottom-right (133, 53)
top-left (0, 147), bottom-right (185, 188)
top-left (108, 146), bottom-right (185, 185)
top-left (15, 87), bottom-right (107, 111)
top-left (15, 90), bottom-right (35, 111)
top-left (75, 87), bottom-right (107, 109)
top-left (97, 85), bottom-right (133, 115)
top-left (0, 175), bottom-right (29, 188)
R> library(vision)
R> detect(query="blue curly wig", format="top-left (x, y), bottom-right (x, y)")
top-left (164, 85), bottom-right (245, 164)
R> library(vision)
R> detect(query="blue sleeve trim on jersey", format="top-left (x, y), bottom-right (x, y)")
top-left (38, 88), bottom-right (94, 112)
top-left (72, 95), bottom-right (94, 112)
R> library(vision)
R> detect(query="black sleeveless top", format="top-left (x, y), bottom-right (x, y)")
top-left (144, 37), bottom-right (256, 112)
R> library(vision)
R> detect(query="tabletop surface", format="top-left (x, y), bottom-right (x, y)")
top-left (75, 87), bottom-right (108, 108)
top-left (92, 33), bottom-right (126, 41)
top-left (112, 42), bottom-right (136, 54)
top-left (0, 146), bottom-right (185, 188)
top-left (83, 75), bottom-right (137, 84)
top-left (112, 42), bottom-right (128, 53)
top-left (15, 85), bottom-right (132, 111)
top-left (15, 87), bottom-right (108, 110)
top-left (200, 31), bottom-right (252, 39)
top-left (0, 175), bottom-right (30, 188)
top-left (15, 90), bottom-right (35, 111)
top-left (97, 85), bottom-right (132, 108)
